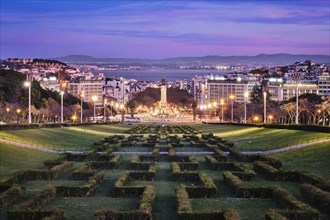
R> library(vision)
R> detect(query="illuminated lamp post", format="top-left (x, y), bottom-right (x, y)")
top-left (119, 104), bottom-right (124, 123)
top-left (60, 91), bottom-right (64, 123)
top-left (229, 95), bottom-right (235, 123)
top-left (110, 101), bottom-right (114, 117)
top-left (220, 99), bottom-right (224, 123)
top-left (6, 107), bottom-right (10, 123)
top-left (103, 98), bottom-right (108, 123)
top-left (244, 91), bottom-right (249, 124)
top-left (91, 95), bottom-right (98, 123)
top-left (268, 115), bottom-right (273, 124)
top-left (16, 108), bottom-right (21, 124)
top-left (263, 92), bottom-right (267, 123)
top-left (80, 91), bottom-right (84, 123)
top-left (24, 81), bottom-right (32, 124)
top-left (71, 115), bottom-right (77, 123)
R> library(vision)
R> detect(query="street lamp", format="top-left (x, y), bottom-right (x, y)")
top-left (220, 99), bottom-right (224, 123)
top-left (16, 108), bottom-right (21, 124)
top-left (71, 115), bottom-right (77, 123)
top-left (110, 101), bottom-right (114, 117)
top-left (91, 95), bottom-right (98, 123)
top-left (229, 95), bottom-right (235, 123)
top-left (119, 104), bottom-right (124, 123)
top-left (294, 73), bottom-right (300, 125)
top-left (263, 92), bottom-right (267, 123)
top-left (268, 115), bottom-right (273, 124)
top-left (80, 91), bottom-right (84, 124)
top-left (24, 81), bottom-right (32, 124)
top-left (6, 107), bottom-right (10, 123)
top-left (60, 91), bottom-right (64, 123)
top-left (244, 91), bottom-right (249, 124)
top-left (103, 98), bottom-right (108, 123)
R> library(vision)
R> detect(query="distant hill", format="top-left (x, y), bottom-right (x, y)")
top-left (53, 53), bottom-right (330, 65)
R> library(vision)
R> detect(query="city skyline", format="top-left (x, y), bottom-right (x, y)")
top-left (1, 0), bottom-right (329, 59)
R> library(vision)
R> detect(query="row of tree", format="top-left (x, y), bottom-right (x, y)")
top-left (191, 92), bottom-right (330, 126)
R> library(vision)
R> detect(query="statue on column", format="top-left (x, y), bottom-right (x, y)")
top-left (160, 77), bottom-right (167, 115)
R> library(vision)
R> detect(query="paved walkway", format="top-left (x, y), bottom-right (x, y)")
top-left (241, 138), bottom-right (330, 155)
top-left (1, 137), bottom-right (329, 155)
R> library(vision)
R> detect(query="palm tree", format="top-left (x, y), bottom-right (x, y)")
top-left (125, 100), bottom-right (136, 118)
top-left (191, 101), bottom-right (197, 122)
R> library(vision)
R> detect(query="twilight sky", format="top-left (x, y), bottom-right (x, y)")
top-left (1, 0), bottom-right (329, 59)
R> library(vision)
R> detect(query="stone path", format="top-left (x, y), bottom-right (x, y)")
top-left (1, 137), bottom-right (329, 155)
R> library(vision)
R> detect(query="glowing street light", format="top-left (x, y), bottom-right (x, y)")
top-left (80, 91), bottom-right (84, 124)
top-left (103, 98), bottom-right (108, 123)
top-left (71, 115), bottom-right (77, 123)
top-left (60, 91), bottom-right (64, 123)
top-left (244, 91), bottom-right (249, 124)
top-left (91, 95), bottom-right (98, 123)
top-left (24, 81), bottom-right (32, 124)
top-left (220, 99), bottom-right (224, 123)
top-left (60, 81), bottom-right (66, 124)
top-left (119, 104), bottom-right (125, 123)
top-left (16, 108), bottom-right (21, 124)
top-left (229, 95), bottom-right (235, 123)
top-left (263, 92), bottom-right (267, 123)
top-left (110, 101), bottom-right (114, 117)
top-left (253, 115), bottom-right (260, 122)
top-left (268, 115), bottom-right (273, 124)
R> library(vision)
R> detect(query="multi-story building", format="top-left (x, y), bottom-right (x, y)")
top-left (68, 80), bottom-right (104, 105)
top-left (192, 76), bottom-right (207, 105)
top-left (103, 77), bottom-right (131, 104)
top-left (207, 79), bottom-right (258, 103)
top-left (268, 80), bottom-right (319, 101)
top-left (318, 72), bottom-right (330, 96)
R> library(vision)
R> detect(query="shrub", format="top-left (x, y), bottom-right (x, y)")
top-left (72, 164), bottom-right (94, 180)
top-left (139, 185), bottom-right (156, 214)
top-left (90, 155), bottom-right (121, 169)
top-left (0, 184), bottom-right (25, 206)
top-left (271, 186), bottom-right (319, 219)
top-left (56, 172), bottom-right (104, 197)
top-left (176, 185), bottom-right (192, 212)
top-left (300, 184), bottom-right (330, 214)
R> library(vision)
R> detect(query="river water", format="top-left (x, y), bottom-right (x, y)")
top-left (91, 69), bottom-right (230, 81)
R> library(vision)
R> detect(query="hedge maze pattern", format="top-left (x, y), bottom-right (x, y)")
top-left (0, 125), bottom-right (329, 220)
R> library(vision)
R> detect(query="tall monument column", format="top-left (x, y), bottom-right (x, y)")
top-left (160, 77), bottom-right (167, 114)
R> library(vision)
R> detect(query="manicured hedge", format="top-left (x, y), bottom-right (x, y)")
top-left (7, 208), bottom-right (65, 220)
top-left (89, 155), bottom-right (121, 169)
top-left (271, 186), bottom-right (319, 220)
top-left (172, 165), bottom-right (217, 198)
top-left (113, 172), bottom-right (147, 197)
top-left (176, 185), bottom-right (240, 220)
top-left (7, 186), bottom-right (63, 219)
top-left (253, 161), bottom-right (330, 191)
top-left (56, 172), bottom-right (104, 197)
top-left (72, 164), bottom-right (94, 180)
top-left (300, 184), bottom-right (330, 214)
top-left (0, 184), bottom-right (25, 207)
top-left (43, 156), bottom-right (66, 169)
top-left (223, 171), bottom-right (319, 219)
top-left (25, 161), bottom-right (72, 180)
top-left (94, 185), bottom-right (156, 220)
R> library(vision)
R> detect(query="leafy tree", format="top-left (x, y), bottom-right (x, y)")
top-left (125, 100), bottom-right (136, 118)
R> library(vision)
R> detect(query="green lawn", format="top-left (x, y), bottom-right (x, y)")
top-left (191, 198), bottom-right (276, 220)
top-left (0, 124), bottom-right (329, 220)
top-left (191, 124), bottom-right (330, 151)
top-left (0, 124), bottom-right (132, 151)
top-left (0, 142), bottom-right (59, 177)
top-left (270, 142), bottom-right (330, 179)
